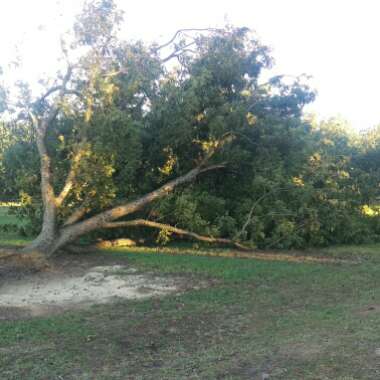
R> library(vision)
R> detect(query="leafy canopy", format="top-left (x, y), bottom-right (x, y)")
top-left (1, 0), bottom-right (380, 249)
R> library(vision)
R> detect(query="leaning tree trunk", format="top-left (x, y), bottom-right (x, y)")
top-left (22, 218), bottom-right (57, 256)
top-left (23, 112), bottom-right (230, 257)
top-left (23, 164), bottom-right (227, 257)
top-left (22, 124), bottom-right (59, 255)
top-left (23, 70), bottom-right (233, 257)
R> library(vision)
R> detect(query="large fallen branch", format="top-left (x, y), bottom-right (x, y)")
top-left (103, 219), bottom-right (250, 250)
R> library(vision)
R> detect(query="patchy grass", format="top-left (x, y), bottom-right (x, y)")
top-left (1, 251), bottom-right (380, 379)
top-left (321, 243), bottom-right (380, 262)
top-left (2, 213), bottom-right (380, 378)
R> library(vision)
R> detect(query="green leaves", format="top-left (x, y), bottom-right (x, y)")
top-left (1, 0), bottom-right (378, 249)
top-left (74, 0), bottom-right (123, 47)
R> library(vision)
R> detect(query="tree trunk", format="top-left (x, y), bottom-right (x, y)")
top-left (21, 121), bottom-right (59, 256)
top-left (21, 227), bottom-right (57, 256)
top-left (25, 83), bottom-right (229, 257)
top-left (22, 164), bottom-right (226, 257)
top-left (103, 219), bottom-right (249, 250)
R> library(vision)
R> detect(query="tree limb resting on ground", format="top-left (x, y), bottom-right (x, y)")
top-left (103, 219), bottom-right (250, 250)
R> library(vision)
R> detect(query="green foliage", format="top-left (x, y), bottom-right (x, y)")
top-left (1, 0), bottom-right (380, 249)
top-left (73, 0), bottom-right (123, 47)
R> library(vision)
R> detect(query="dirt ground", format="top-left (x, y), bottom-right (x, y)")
top-left (0, 253), bottom-right (199, 320)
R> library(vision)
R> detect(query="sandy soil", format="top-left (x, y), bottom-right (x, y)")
top-left (0, 256), bottom-right (196, 318)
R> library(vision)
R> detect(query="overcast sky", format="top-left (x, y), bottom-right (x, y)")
top-left (1, 0), bottom-right (379, 130)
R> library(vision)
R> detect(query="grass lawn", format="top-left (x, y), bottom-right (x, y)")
top-left (0, 206), bottom-right (15, 225)
top-left (1, 208), bottom-right (380, 379)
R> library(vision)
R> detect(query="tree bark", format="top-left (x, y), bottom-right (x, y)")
top-left (22, 125), bottom-right (58, 255)
top-left (49, 164), bottom-right (225, 254)
top-left (22, 67), bottom-right (230, 257)
top-left (23, 162), bottom-right (225, 256)
top-left (103, 219), bottom-right (249, 250)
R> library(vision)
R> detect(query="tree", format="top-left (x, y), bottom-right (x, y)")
top-left (1, 0), bottom-right (317, 256)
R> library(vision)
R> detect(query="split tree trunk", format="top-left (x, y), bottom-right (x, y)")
top-left (23, 164), bottom-right (227, 256)
top-left (22, 69), bottom-right (233, 257)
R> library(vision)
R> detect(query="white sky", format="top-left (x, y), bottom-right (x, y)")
top-left (0, 0), bottom-right (379, 130)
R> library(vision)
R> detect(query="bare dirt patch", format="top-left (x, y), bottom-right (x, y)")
top-left (0, 255), bottom-right (199, 319)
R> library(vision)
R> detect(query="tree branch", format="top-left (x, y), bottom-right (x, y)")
top-left (28, 110), bottom-right (39, 128)
top-left (54, 163), bottom-right (227, 249)
top-left (234, 192), bottom-right (271, 241)
top-left (63, 205), bottom-right (91, 227)
top-left (27, 65), bottom-right (77, 243)
top-left (52, 131), bottom-right (234, 250)
top-left (154, 28), bottom-right (220, 52)
top-left (234, 187), bottom-right (290, 241)
top-left (32, 66), bottom-right (84, 212)
top-left (160, 42), bottom-right (197, 63)
top-left (199, 163), bottom-right (227, 174)
top-left (36, 86), bottom-right (63, 104)
top-left (56, 148), bottom-right (85, 207)
top-left (42, 66), bottom-right (74, 131)
top-left (103, 219), bottom-right (249, 250)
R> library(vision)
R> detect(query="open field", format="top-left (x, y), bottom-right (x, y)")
top-left (1, 208), bottom-right (380, 379)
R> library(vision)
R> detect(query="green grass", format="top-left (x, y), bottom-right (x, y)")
top-left (321, 243), bottom-right (380, 261)
top-left (0, 206), bottom-right (15, 225)
top-left (0, 207), bottom-right (32, 246)
top-left (3, 252), bottom-right (380, 379)
top-left (2, 210), bottom-right (380, 378)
